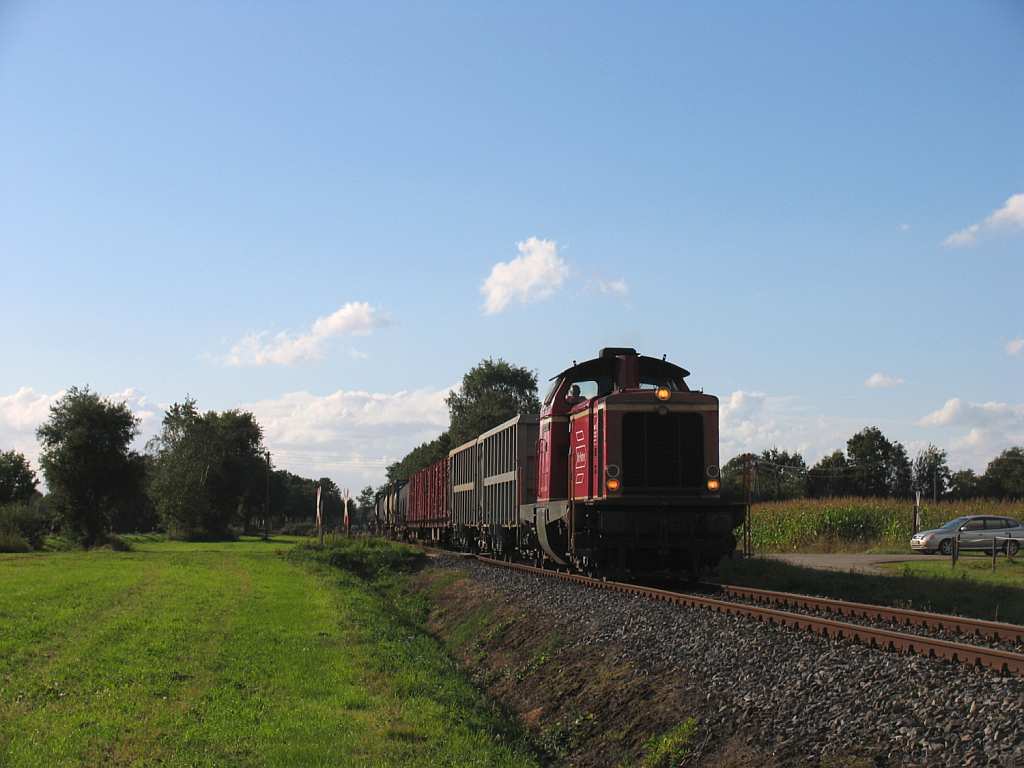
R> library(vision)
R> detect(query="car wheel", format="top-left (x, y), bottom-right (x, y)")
top-left (938, 539), bottom-right (953, 556)
top-left (1006, 540), bottom-right (1020, 557)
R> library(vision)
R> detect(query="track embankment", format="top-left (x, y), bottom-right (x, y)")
top-left (422, 553), bottom-right (1024, 767)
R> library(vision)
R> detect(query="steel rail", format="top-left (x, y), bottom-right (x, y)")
top-left (474, 556), bottom-right (1024, 677)
top-left (708, 583), bottom-right (1024, 644)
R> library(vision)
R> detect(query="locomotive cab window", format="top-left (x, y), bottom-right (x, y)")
top-left (566, 379), bottom-right (600, 401)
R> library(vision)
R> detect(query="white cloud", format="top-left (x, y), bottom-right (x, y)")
top-left (917, 397), bottom-right (1024, 469)
top-left (481, 237), bottom-right (569, 314)
top-left (864, 372), bottom-right (904, 389)
top-left (225, 301), bottom-right (387, 366)
top-left (899, 223), bottom-right (911, 232)
top-left (242, 385), bottom-right (454, 488)
top-left (597, 278), bottom-right (629, 296)
top-left (718, 389), bottom-right (862, 466)
top-left (943, 192), bottom-right (1024, 248)
top-left (917, 398), bottom-right (1024, 429)
top-left (1006, 338), bottom-right (1024, 356)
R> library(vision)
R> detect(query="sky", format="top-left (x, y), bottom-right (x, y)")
top-left (1, 1), bottom-right (1022, 490)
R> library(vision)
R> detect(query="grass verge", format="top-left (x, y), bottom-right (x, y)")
top-left (721, 554), bottom-right (1024, 624)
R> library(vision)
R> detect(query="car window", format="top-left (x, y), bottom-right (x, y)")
top-left (1009, 519), bottom-right (1022, 528)
top-left (941, 517), bottom-right (969, 529)
top-left (962, 519), bottom-right (985, 531)
top-left (984, 518), bottom-right (1008, 529)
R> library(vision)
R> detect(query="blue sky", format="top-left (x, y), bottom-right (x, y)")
top-left (1, 1), bottom-right (1022, 488)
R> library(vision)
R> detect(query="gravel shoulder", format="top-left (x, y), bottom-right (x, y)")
top-left (424, 555), bottom-right (1024, 767)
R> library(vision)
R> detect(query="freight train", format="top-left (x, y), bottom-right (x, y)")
top-left (374, 348), bottom-right (745, 576)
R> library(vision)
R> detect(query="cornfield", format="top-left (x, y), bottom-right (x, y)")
top-left (748, 497), bottom-right (1024, 552)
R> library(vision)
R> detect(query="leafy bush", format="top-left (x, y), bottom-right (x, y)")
top-left (104, 534), bottom-right (134, 551)
top-left (289, 537), bottom-right (426, 579)
top-left (0, 530), bottom-right (31, 553)
top-left (749, 497), bottom-right (1024, 551)
top-left (0, 500), bottom-right (52, 550)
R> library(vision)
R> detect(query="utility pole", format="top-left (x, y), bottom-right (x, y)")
top-left (264, 451), bottom-right (271, 541)
top-left (743, 455), bottom-right (754, 557)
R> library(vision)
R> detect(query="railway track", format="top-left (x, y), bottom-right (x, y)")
top-left (472, 555), bottom-right (1024, 677)
top-left (707, 582), bottom-right (1024, 646)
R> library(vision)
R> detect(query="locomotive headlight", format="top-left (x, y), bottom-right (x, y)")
top-left (707, 478), bottom-right (721, 492)
top-left (655, 386), bottom-right (671, 401)
top-left (607, 478), bottom-right (621, 492)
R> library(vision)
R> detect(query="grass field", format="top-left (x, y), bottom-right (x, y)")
top-left (0, 536), bottom-right (537, 768)
top-left (749, 497), bottom-right (1024, 553)
top-left (721, 553), bottom-right (1024, 624)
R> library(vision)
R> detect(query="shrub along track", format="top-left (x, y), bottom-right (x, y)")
top-left (472, 556), bottom-right (1024, 676)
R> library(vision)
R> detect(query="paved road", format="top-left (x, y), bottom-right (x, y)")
top-left (761, 552), bottom-right (925, 575)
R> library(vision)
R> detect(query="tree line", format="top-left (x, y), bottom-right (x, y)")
top-left (721, 426), bottom-right (1024, 502)
top-left (0, 387), bottom-right (347, 551)
top-left (0, 358), bottom-right (542, 551)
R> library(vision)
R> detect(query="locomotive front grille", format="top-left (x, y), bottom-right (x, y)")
top-left (621, 412), bottom-right (704, 493)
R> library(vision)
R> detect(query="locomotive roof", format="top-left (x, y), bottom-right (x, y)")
top-left (550, 352), bottom-right (690, 382)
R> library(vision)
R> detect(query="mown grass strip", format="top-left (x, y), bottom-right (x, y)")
top-left (0, 537), bottom-right (539, 768)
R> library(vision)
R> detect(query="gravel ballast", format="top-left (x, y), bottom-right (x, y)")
top-left (437, 556), bottom-right (1024, 767)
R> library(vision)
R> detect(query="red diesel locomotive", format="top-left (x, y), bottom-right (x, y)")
top-left (376, 347), bottom-right (744, 576)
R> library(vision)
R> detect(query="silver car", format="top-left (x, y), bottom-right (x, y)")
top-left (910, 515), bottom-right (1023, 556)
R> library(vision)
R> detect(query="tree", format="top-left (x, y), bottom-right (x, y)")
top-left (757, 448), bottom-right (807, 501)
top-left (317, 477), bottom-right (342, 528)
top-left (0, 450), bottom-right (37, 504)
top-left (351, 485), bottom-right (375, 531)
top-left (846, 427), bottom-right (912, 497)
top-left (386, 432), bottom-right (452, 482)
top-left (948, 469), bottom-right (983, 500)
top-left (446, 358), bottom-right (541, 447)
top-left (982, 447), bottom-right (1024, 499)
top-left (269, 469), bottom-right (317, 528)
top-left (36, 386), bottom-right (142, 545)
top-left (148, 398), bottom-right (266, 538)
top-left (808, 451), bottom-right (850, 498)
top-left (720, 453), bottom-right (755, 500)
top-left (912, 444), bottom-right (951, 501)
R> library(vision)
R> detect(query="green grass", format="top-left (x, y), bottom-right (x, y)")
top-left (881, 553), bottom-right (1024, 589)
top-left (721, 554), bottom-right (1024, 624)
top-left (0, 536), bottom-right (538, 767)
top-left (750, 497), bottom-right (1024, 552)
top-left (639, 718), bottom-right (697, 768)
